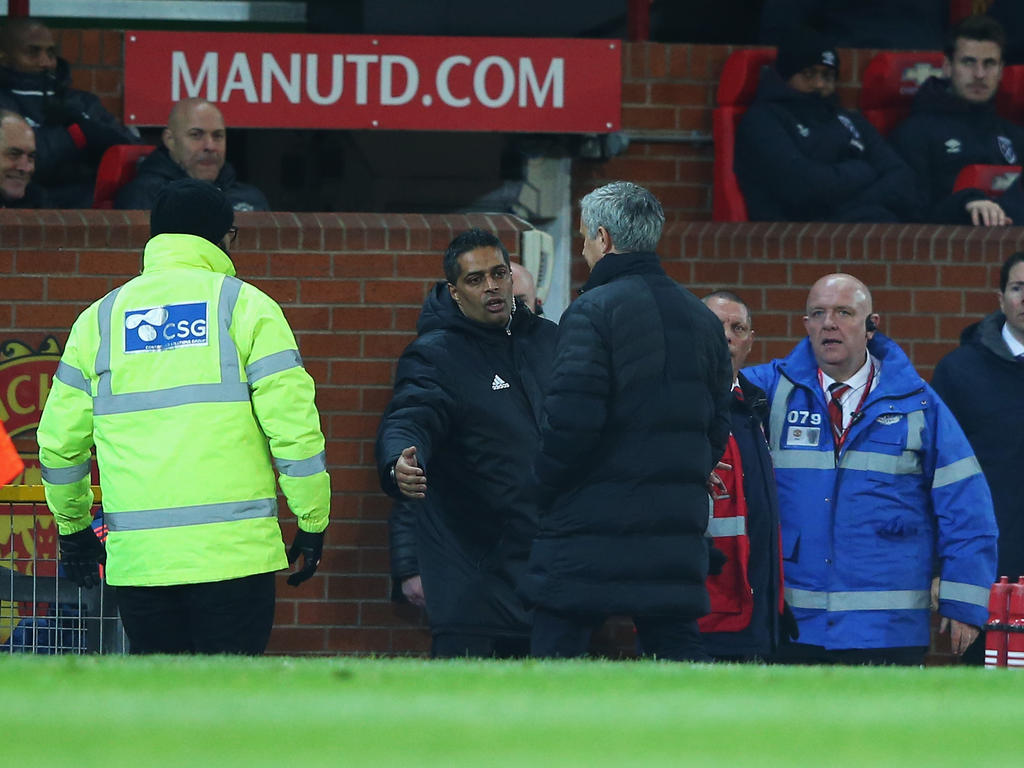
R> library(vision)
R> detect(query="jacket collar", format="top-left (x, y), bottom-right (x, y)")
top-left (778, 332), bottom-right (924, 398)
top-left (580, 250), bottom-right (664, 293)
top-left (142, 233), bottom-right (237, 277)
top-left (970, 311), bottom-right (1020, 362)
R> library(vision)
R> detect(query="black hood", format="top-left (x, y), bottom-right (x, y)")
top-left (137, 145), bottom-right (240, 189)
top-left (753, 65), bottom-right (840, 119)
top-left (416, 280), bottom-right (529, 340)
top-left (963, 310), bottom-right (1018, 362)
top-left (581, 250), bottom-right (667, 293)
top-left (0, 57), bottom-right (72, 92)
top-left (910, 76), bottom-right (999, 118)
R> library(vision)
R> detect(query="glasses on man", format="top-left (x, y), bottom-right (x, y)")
top-left (226, 226), bottom-right (239, 244)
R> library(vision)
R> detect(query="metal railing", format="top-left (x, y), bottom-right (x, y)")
top-left (1, 485), bottom-right (125, 654)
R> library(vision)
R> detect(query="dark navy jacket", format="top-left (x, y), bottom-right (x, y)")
top-left (933, 312), bottom-right (1024, 581)
top-left (735, 67), bottom-right (916, 222)
top-left (890, 77), bottom-right (1024, 224)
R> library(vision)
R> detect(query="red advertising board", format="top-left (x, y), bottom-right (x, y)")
top-left (123, 31), bottom-right (621, 133)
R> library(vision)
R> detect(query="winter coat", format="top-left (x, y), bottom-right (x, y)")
top-left (377, 284), bottom-right (558, 636)
top-left (735, 67), bottom-right (916, 222)
top-left (890, 77), bottom-right (1024, 224)
top-left (0, 58), bottom-right (139, 208)
top-left (115, 145), bottom-right (269, 212)
top-left (699, 373), bottom-right (784, 659)
top-left (522, 251), bottom-right (733, 618)
top-left (932, 312), bottom-right (1024, 580)
top-left (744, 333), bottom-right (998, 649)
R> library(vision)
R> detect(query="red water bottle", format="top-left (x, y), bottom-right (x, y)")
top-left (984, 576), bottom-right (1011, 668)
top-left (1006, 577), bottom-right (1024, 670)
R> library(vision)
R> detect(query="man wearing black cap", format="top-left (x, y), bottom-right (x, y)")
top-left (734, 27), bottom-right (916, 222)
top-left (37, 178), bottom-right (330, 655)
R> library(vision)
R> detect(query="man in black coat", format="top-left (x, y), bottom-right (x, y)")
top-left (0, 18), bottom-right (138, 208)
top-left (116, 99), bottom-right (269, 212)
top-left (698, 291), bottom-right (789, 661)
top-left (933, 251), bottom-right (1024, 585)
top-left (377, 228), bottom-right (558, 658)
top-left (522, 181), bottom-right (733, 660)
top-left (735, 27), bottom-right (915, 222)
top-left (891, 15), bottom-right (1024, 226)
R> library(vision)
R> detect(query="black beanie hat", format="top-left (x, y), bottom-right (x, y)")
top-left (775, 27), bottom-right (839, 81)
top-left (150, 178), bottom-right (234, 246)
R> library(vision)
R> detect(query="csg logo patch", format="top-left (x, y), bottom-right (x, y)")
top-left (124, 302), bottom-right (209, 353)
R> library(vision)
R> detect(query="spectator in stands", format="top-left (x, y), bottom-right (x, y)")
top-left (116, 98), bottom-right (269, 212)
top-left (734, 27), bottom-right (916, 222)
top-left (522, 182), bottom-right (732, 660)
top-left (989, 0), bottom-right (1024, 65)
top-left (933, 252), bottom-right (1024, 587)
top-left (891, 15), bottom-right (1024, 226)
top-left (698, 290), bottom-right (792, 661)
top-left (377, 228), bottom-right (558, 658)
top-left (0, 18), bottom-right (138, 208)
top-left (743, 273), bottom-right (998, 665)
top-left (0, 110), bottom-right (43, 208)
top-left (760, 0), bottom-right (947, 51)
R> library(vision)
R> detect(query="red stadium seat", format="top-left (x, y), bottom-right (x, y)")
top-left (996, 65), bottom-right (1024, 125)
top-left (712, 49), bottom-right (776, 222)
top-left (952, 164), bottom-right (1022, 195)
top-left (92, 144), bottom-right (155, 209)
top-left (859, 51), bottom-right (946, 135)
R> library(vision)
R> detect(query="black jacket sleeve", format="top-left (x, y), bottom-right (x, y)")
top-left (843, 113), bottom-right (917, 219)
top-left (388, 499), bottom-right (420, 600)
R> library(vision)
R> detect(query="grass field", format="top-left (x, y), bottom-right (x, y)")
top-left (4, 656), bottom-right (1022, 767)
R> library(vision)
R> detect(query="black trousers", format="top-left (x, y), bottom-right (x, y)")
top-left (773, 641), bottom-right (927, 667)
top-left (531, 608), bottom-right (711, 661)
top-left (431, 632), bottom-right (531, 659)
top-left (115, 571), bottom-right (276, 655)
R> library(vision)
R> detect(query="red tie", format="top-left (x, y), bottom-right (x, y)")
top-left (828, 382), bottom-right (851, 449)
top-left (732, 385), bottom-right (744, 401)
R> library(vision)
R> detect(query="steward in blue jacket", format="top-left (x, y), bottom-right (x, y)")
top-left (744, 274), bottom-right (997, 664)
top-left (735, 28), bottom-right (915, 223)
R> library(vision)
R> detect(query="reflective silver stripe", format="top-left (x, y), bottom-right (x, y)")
top-left (40, 460), bottom-right (91, 485)
top-left (771, 450), bottom-right (834, 470)
top-left (785, 587), bottom-right (930, 611)
top-left (94, 382), bottom-right (251, 415)
top-left (905, 410), bottom-right (924, 453)
top-left (707, 516), bottom-right (746, 538)
top-left (93, 277), bottom-right (248, 414)
top-left (246, 349), bottom-right (302, 384)
top-left (841, 449), bottom-right (921, 475)
top-left (933, 456), bottom-right (983, 489)
top-left (274, 451), bottom-right (327, 478)
top-left (105, 497), bottom-right (277, 532)
top-left (55, 361), bottom-right (90, 394)
top-left (768, 376), bottom-right (796, 454)
top-left (938, 580), bottom-right (990, 608)
top-left (95, 286), bottom-right (123, 398)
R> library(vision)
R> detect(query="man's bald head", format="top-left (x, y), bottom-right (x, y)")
top-left (0, 19), bottom-right (56, 75)
top-left (511, 261), bottom-right (538, 312)
top-left (163, 99), bottom-right (226, 182)
top-left (803, 273), bottom-right (879, 381)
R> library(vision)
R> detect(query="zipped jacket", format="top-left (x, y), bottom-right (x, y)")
top-left (37, 233), bottom-right (330, 587)
top-left (743, 333), bottom-right (997, 648)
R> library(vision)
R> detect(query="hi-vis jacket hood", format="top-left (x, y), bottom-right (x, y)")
top-left (38, 233), bottom-right (330, 587)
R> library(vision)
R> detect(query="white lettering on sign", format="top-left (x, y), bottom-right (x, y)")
top-left (170, 50), bottom-right (566, 111)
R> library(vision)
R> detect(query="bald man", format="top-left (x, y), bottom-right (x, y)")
top-left (0, 17), bottom-right (138, 207)
top-left (743, 274), bottom-right (997, 665)
top-left (116, 98), bottom-right (269, 211)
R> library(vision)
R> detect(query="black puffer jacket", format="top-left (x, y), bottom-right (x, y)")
top-left (377, 284), bottom-right (558, 635)
top-left (522, 252), bottom-right (733, 617)
top-left (735, 67), bottom-right (916, 222)
top-left (890, 77), bottom-right (1024, 224)
top-left (115, 145), bottom-right (270, 212)
top-left (932, 312), bottom-right (1024, 580)
top-left (0, 58), bottom-right (139, 208)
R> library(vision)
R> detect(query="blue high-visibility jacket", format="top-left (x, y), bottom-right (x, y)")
top-left (743, 333), bottom-right (997, 649)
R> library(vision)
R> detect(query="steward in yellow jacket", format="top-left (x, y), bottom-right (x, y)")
top-left (37, 179), bottom-right (329, 654)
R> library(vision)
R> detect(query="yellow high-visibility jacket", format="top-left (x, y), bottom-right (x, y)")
top-left (37, 234), bottom-right (330, 586)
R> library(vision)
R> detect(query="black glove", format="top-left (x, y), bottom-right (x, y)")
top-left (781, 601), bottom-right (800, 641)
top-left (707, 543), bottom-right (727, 576)
top-left (287, 529), bottom-right (325, 586)
top-left (58, 527), bottom-right (106, 589)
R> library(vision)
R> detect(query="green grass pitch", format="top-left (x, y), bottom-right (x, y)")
top-left (5, 657), bottom-right (1022, 767)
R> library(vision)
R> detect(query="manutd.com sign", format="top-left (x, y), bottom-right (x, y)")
top-left (123, 31), bottom-right (621, 133)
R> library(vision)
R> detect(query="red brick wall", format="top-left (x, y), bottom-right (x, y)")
top-left (3, 211), bottom-right (1018, 660)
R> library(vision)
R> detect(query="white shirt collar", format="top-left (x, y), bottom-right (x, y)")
top-left (819, 353), bottom-right (880, 424)
top-left (1002, 322), bottom-right (1024, 357)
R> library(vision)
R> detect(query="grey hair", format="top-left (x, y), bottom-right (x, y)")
top-left (580, 181), bottom-right (665, 253)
